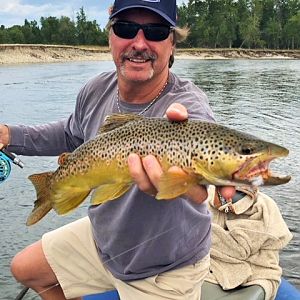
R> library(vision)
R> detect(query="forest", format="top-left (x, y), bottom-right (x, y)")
top-left (1, 0), bottom-right (300, 49)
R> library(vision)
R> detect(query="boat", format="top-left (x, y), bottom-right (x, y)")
top-left (83, 278), bottom-right (300, 300)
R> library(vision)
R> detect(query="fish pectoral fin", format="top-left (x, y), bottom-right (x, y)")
top-left (27, 172), bottom-right (54, 226)
top-left (192, 160), bottom-right (235, 186)
top-left (156, 167), bottom-right (198, 200)
top-left (91, 182), bottom-right (132, 205)
top-left (58, 152), bottom-right (71, 166)
top-left (53, 189), bottom-right (91, 215)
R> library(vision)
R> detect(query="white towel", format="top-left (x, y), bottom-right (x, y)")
top-left (205, 186), bottom-right (293, 300)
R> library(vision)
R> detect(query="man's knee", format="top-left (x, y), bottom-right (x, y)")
top-left (11, 248), bottom-right (32, 283)
top-left (10, 240), bottom-right (46, 285)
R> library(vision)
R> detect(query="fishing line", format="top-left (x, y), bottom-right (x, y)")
top-left (101, 195), bottom-right (208, 267)
top-left (21, 195), bottom-right (205, 297)
top-left (14, 283), bottom-right (59, 300)
top-left (15, 193), bottom-right (203, 297)
top-left (102, 224), bottom-right (179, 265)
top-left (16, 212), bottom-right (204, 298)
top-left (15, 225), bottom-right (180, 298)
top-left (31, 283), bottom-right (60, 299)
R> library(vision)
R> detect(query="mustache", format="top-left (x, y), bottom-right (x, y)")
top-left (121, 50), bottom-right (157, 62)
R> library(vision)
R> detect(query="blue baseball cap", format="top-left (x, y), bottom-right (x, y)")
top-left (110, 0), bottom-right (177, 26)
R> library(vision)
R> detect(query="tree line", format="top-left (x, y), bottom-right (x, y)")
top-left (0, 8), bottom-right (108, 46)
top-left (178, 0), bottom-right (300, 49)
top-left (1, 1), bottom-right (300, 49)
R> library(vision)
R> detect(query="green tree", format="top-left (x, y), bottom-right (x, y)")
top-left (177, 0), bottom-right (210, 47)
top-left (97, 27), bottom-right (109, 46)
top-left (217, 0), bottom-right (238, 48)
top-left (76, 7), bottom-right (88, 44)
top-left (0, 25), bottom-right (11, 43)
top-left (22, 19), bottom-right (41, 44)
top-left (238, 0), bottom-right (264, 48)
top-left (283, 11), bottom-right (300, 48)
top-left (85, 20), bottom-right (101, 44)
top-left (265, 18), bottom-right (282, 48)
top-left (57, 16), bottom-right (77, 45)
top-left (40, 16), bottom-right (60, 44)
top-left (7, 25), bottom-right (25, 43)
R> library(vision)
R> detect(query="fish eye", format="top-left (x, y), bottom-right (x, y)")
top-left (240, 145), bottom-right (255, 155)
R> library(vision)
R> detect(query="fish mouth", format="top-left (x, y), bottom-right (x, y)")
top-left (233, 147), bottom-right (291, 186)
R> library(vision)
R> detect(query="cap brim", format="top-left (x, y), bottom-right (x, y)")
top-left (110, 5), bottom-right (176, 26)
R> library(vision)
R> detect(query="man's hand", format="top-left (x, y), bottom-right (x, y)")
top-left (0, 125), bottom-right (10, 148)
top-left (128, 103), bottom-right (236, 204)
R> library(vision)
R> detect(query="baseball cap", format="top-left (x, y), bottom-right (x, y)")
top-left (110, 0), bottom-right (177, 26)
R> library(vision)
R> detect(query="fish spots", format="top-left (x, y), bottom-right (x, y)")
top-left (51, 117), bottom-right (283, 191)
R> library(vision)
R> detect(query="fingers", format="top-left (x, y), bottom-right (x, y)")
top-left (0, 125), bottom-right (10, 147)
top-left (214, 186), bottom-right (236, 203)
top-left (142, 155), bottom-right (163, 189)
top-left (128, 153), bottom-right (236, 203)
top-left (185, 184), bottom-right (208, 204)
top-left (218, 186), bottom-right (236, 199)
top-left (165, 103), bottom-right (188, 121)
top-left (128, 154), bottom-right (161, 196)
top-left (0, 143), bottom-right (4, 150)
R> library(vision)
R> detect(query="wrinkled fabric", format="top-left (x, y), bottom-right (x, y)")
top-left (206, 186), bottom-right (293, 300)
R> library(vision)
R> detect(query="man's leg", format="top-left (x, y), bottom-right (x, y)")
top-left (11, 217), bottom-right (115, 299)
top-left (11, 240), bottom-right (80, 300)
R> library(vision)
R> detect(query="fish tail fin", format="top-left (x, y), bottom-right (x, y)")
top-left (26, 172), bottom-right (54, 226)
top-left (53, 190), bottom-right (90, 215)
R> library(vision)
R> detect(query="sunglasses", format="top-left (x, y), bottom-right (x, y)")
top-left (112, 21), bottom-right (173, 42)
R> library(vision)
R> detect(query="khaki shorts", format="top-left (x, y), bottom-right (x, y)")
top-left (42, 217), bottom-right (210, 299)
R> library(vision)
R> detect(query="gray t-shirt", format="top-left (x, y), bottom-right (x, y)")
top-left (8, 71), bottom-right (214, 281)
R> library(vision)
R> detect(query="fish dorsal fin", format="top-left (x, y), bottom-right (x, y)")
top-left (99, 114), bottom-right (143, 134)
top-left (58, 152), bottom-right (71, 166)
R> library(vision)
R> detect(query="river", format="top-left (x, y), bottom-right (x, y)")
top-left (0, 59), bottom-right (299, 299)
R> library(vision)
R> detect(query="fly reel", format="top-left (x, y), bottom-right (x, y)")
top-left (0, 151), bottom-right (11, 182)
top-left (0, 149), bottom-right (24, 183)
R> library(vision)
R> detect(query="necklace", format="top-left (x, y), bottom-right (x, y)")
top-left (116, 80), bottom-right (168, 115)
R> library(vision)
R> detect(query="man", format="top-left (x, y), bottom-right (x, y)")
top-left (1, 1), bottom-right (235, 299)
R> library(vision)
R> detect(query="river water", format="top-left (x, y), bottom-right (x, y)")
top-left (0, 59), bottom-right (299, 299)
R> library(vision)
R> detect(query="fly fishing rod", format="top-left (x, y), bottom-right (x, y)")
top-left (0, 148), bottom-right (24, 183)
top-left (15, 287), bottom-right (29, 300)
top-left (0, 148), bottom-right (28, 299)
top-left (0, 150), bottom-right (26, 297)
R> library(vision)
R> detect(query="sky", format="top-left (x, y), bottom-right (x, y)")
top-left (0, 0), bottom-right (188, 28)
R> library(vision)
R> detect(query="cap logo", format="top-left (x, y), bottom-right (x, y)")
top-left (141, 0), bottom-right (161, 2)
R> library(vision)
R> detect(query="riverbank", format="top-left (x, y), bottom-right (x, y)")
top-left (1, 44), bottom-right (300, 64)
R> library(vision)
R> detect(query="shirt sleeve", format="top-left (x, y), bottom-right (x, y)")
top-left (7, 87), bottom-right (85, 156)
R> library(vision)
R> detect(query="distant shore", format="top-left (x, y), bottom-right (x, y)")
top-left (1, 44), bottom-right (299, 64)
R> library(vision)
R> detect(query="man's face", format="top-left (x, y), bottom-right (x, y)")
top-left (109, 9), bottom-right (174, 83)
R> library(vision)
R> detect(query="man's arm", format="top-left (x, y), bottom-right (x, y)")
top-left (1, 103), bottom-right (84, 157)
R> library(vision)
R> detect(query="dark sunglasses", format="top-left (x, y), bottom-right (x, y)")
top-left (112, 21), bottom-right (173, 42)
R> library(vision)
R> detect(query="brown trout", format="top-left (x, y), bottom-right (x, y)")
top-left (26, 114), bottom-right (291, 225)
